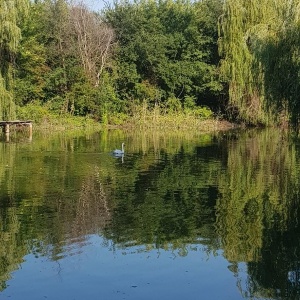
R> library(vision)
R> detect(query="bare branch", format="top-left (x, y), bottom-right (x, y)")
top-left (69, 3), bottom-right (115, 86)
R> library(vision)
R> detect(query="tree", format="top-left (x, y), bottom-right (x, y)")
top-left (105, 0), bottom-right (223, 110)
top-left (15, 0), bottom-right (116, 118)
top-left (69, 3), bottom-right (115, 87)
top-left (0, 0), bottom-right (29, 119)
top-left (218, 0), bottom-right (300, 125)
top-left (256, 2), bottom-right (300, 126)
top-left (14, 1), bottom-right (49, 106)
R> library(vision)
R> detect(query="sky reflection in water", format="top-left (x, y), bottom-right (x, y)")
top-left (4, 235), bottom-right (243, 300)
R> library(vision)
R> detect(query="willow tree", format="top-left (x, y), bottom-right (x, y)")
top-left (218, 0), bottom-right (300, 125)
top-left (0, 0), bottom-right (28, 120)
top-left (258, 1), bottom-right (300, 126)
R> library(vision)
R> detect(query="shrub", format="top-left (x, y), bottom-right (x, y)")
top-left (17, 102), bottom-right (51, 123)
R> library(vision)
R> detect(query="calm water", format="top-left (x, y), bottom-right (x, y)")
top-left (0, 128), bottom-right (299, 299)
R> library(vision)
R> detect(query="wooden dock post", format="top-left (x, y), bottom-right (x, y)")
top-left (3, 124), bottom-right (10, 142)
top-left (0, 120), bottom-right (33, 141)
top-left (28, 122), bottom-right (32, 141)
top-left (4, 124), bottom-right (9, 134)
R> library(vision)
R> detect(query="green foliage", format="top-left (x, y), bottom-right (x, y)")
top-left (14, 0), bottom-right (118, 122)
top-left (0, 80), bottom-right (16, 121)
top-left (6, 0), bottom-right (225, 125)
top-left (135, 80), bottom-right (162, 105)
top-left (16, 100), bottom-right (103, 129)
top-left (0, 0), bottom-right (29, 120)
top-left (127, 100), bottom-right (215, 129)
top-left (14, 2), bottom-right (49, 105)
top-left (105, 0), bottom-right (223, 107)
top-left (0, 0), bottom-right (29, 53)
top-left (165, 95), bottom-right (182, 112)
top-left (108, 112), bottom-right (129, 125)
top-left (194, 106), bottom-right (213, 119)
top-left (7, 0), bottom-right (300, 127)
top-left (183, 95), bottom-right (196, 110)
top-left (218, 0), bottom-right (300, 126)
top-left (96, 70), bottom-right (123, 122)
top-left (17, 101), bottom-right (51, 123)
top-left (254, 8), bottom-right (300, 126)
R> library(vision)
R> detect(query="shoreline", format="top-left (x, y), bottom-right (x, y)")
top-left (35, 119), bottom-right (239, 133)
top-left (107, 119), bottom-right (240, 132)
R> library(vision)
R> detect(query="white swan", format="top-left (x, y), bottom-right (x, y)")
top-left (113, 143), bottom-right (125, 155)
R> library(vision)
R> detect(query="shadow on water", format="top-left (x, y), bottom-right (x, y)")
top-left (1, 128), bottom-right (300, 298)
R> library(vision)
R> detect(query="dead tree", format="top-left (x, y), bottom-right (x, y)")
top-left (69, 3), bottom-right (115, 86)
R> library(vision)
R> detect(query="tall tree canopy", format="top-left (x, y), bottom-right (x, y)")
top-left (219, 0), bottom-right (300, 125)
top-left (105, 0), bottom-right (223, 110)
top-left (15, 0), bottom-right (115, 118)
top-left (0, 0), bottom-right (29, 119)
top-left (4, 0), bottom-right (300, 127)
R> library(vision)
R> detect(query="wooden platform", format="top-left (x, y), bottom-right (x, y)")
top-left (0, 120), bottom-right (32, 126)
top-left (0, 120), bottom-right (33, 141)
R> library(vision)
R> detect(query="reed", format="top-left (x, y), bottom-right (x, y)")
top-left (125, 102), bottom-right (234, 131)
top-left (17, 101), bottom-right (235, 132)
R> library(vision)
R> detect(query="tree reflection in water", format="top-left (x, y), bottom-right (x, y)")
top-left (0, 129), bottom-right (300, 299)
top-left (216, 129), bottom-right (300, 299)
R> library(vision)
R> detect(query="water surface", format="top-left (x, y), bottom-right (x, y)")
top-left (0, 128), bottom-right (299, 299)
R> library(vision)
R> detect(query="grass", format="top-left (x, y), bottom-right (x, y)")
top-left (16, 102), bottom-right (236, 133)
top-left (114, 103), bottom-right (236, 132)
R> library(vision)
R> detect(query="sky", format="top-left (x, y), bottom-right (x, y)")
top-left (79, 0), bottom-right (113, 11)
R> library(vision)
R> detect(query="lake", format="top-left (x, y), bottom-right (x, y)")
top-left (0, 128), bottom-right (299, 299)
